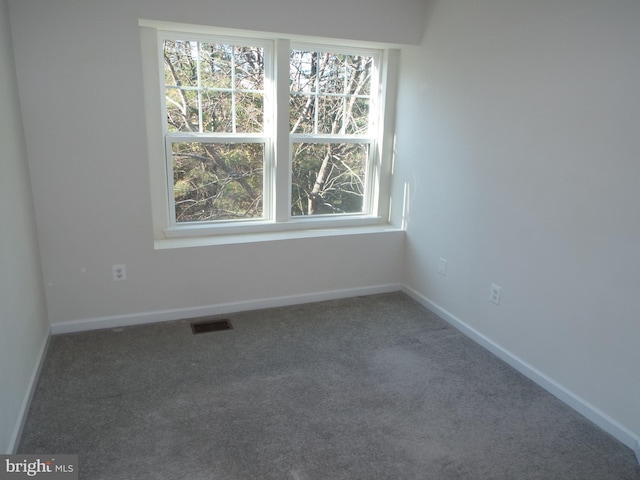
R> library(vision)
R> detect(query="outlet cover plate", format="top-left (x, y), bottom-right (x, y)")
top-left (112, 264), bottom-right (127, 281)
top-left (438, 258), bottom-right (447, 275)
top-left (490, 283), bottom-right (501, 305)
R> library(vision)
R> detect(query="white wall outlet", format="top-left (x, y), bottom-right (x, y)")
top-left (112, 264), bottom-right (127, 281)
top-left (438, 257), bottom-right (447, 275)
top-left (490, 283), bottom-right (501, 305)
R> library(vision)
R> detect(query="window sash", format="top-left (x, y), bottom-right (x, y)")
top-left (160, 34), bottom-right (271, 136)
top-left (289, 43), bottom-right (381, 137)
top-left (165, 135), bottom-right (272, 226)
top-left (289, 135), bottom-right (376, 214)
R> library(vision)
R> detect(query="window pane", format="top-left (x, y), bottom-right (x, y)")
top-left (235, 46), bottom-right (265, 90)
top-left (163, 40), bottom-right (198, 88)
top-left (318, 53), bottom-right (346, 95)
top-left (317, 95), bottom-right (344, 134)
top-left (289, 93), bottom-right (314, 134)
top-left (291, 143), bottom-right (367, 216)
top-left (345, 98), bottom-right (370, 135)
top-left (201, 91), bottom-right (232, 132)
top-left (346, 55), bottom-right (372, 96)
top-left (235, 92), bottom-right (264, 133)
top-left (199, 43), bottom-right (232, 89)
top-left (166, 88), bottom-right (199, 132)
top-left (172, 142), bottom-right (264, 223)
top-left (290, 50), bottom-right (316, 93)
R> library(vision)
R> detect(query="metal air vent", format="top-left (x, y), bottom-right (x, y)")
top-left (190, 318), bottom-right (233, 334)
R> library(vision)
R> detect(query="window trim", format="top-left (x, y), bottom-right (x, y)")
top-left (139, 20), bottom-right (398, 243)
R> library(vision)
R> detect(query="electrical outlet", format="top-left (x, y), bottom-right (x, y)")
top-left (490, 283), bottom-right (501, 305)
top-left (112, 264), bottom-right (127, 281)
top-left (438, 258), bottom-right (447, 275)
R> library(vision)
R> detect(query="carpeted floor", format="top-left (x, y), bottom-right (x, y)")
top-left (18, 293), bottom-right (640, 479)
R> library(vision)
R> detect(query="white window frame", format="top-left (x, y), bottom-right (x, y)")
top-left (139, 21), bottom-right (398, 242)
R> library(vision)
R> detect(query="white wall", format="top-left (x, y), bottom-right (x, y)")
top-left (394, 0), bottom-right (640, 446)
top-left (0, 0), bottom-right (50, 453)
top-left (7, 0), bottom-right (418, 329)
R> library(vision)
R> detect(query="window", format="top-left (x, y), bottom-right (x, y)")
top-left (162, 38), bottom-right (269, 223)
top-left (140, 22), bottom-right (397, 240)
top-left (289, 48), bottom-right (377, 217)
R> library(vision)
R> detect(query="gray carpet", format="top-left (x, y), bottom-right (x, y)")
top-left (18, 293), bottom-right (640, 479)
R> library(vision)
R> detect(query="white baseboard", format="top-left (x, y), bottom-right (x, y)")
top-left (50, 283), bottom-right (403, 335)
top-left (401, 284), bottom-right (640, 454)
top-left (8, 329), bottom-right (51, 454)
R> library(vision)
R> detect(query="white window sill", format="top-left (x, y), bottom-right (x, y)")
top-left (154, 222), bottom-right (404, 250)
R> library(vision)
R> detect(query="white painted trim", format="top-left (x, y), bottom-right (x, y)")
top-left (401, 284), bottom-right (640, 454)
top-left (138, 19), bottom-right (401, 50)
top-left (161, 216), bottom-right (387, 242)
top-left (50, 284), bottom-right (402, 335)
top-left (156, 224), bottom-right (400, 249)
top-left (8, 329), bottom-right (51, 454)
